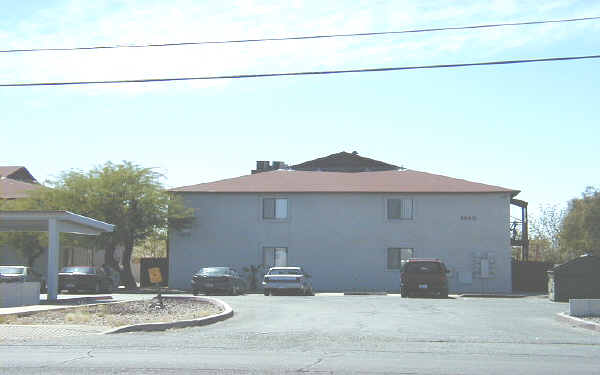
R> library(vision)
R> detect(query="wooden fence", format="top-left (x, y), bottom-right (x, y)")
top-left (511, 260), bottom-right (554, 292)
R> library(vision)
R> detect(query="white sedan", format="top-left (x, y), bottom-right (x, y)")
top-left (262, 267), bottom-right (314, 296)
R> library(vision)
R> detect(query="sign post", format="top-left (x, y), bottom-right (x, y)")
top-left (148, 267), bottom-right (164, 308)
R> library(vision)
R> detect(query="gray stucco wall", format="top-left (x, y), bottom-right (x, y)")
top-left (169, 192), bottom-right (512, 293)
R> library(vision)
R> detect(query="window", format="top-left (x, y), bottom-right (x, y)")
top-left (387, 248), bottom-right (414, 270)
top-left (263, 247), bottom-right (288, 268)
top-left (263, 198), bottom-right (288, 219)
top-left (387, 198), bottom-right (413, 220)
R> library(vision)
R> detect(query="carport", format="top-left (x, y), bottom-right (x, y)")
top-left (0, 211), bottom-right (114, 301)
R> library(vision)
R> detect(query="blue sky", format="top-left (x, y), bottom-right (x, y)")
top-left (1, 0), bottom-right (599, 218)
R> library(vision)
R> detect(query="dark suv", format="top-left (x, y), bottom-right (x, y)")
top-left (400, 259), bottom-right (449, 298)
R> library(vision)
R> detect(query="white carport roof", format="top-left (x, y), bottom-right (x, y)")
top-left (0, 210), bottom-right (114, 234)
top-left (0, 211), bottom-right (114, 301)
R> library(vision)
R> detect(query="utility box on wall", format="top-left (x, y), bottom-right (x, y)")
top-left (548, 254), bottom-right (600, 302)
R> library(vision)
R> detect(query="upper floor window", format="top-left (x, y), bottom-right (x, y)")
top-left (387, 198), bottom-right (413, 220)
top-left (263, 198), bottom-right (288, 220)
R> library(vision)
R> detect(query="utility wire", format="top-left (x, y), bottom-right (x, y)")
top-left (1, 16), bottom-right (599, 53)
top-left (1, 54), bottom-right (599, 87)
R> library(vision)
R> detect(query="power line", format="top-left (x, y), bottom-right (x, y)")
top-left (1, 54), bottom-right (598, 87)
top-left (1, 16), bottom-right (599, 53)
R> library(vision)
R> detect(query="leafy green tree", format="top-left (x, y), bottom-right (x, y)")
top-left (0, 196), bottom-right (50, 271)
top-left (560, 186), bottom-right (600, 257)
top-left (19, 161), bottom-right (193, 288)
top-left (528, 204), bottom-right (566, 262)
top-left (132, 232), bottom-right (167, 259)
top-left (0, 231), bottom-right (48, 271)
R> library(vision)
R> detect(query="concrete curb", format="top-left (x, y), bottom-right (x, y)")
top-left (343, 292), bottom-right (388, 296)
top-left (556, 312), bottom-right (600, 332)
top-left (459, 294), bottom-right (527, 298)
top-left (102, 296), bottom-right (233, 334)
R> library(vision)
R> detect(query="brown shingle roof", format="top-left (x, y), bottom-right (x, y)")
top-left (170, 169), bottom-right (519, 195)
top-left (0, 166), bottom-right (37, 183)
top-left (291, 151), bottom-right (399, 172)
top-left (0, 178), bottom-right (42, 199)
top-left (0, 166), bottom-right (24, 178)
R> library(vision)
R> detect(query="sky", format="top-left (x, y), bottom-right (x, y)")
top-left (1, 0), bottom-right (599, 219)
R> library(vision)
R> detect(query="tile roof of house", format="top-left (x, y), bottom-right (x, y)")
top-left (291, 151), bottom-right (399, 172)
top-left (170, 169), bottom-right (519, 195)
top-left (0, 178), bottom-right (42, 199)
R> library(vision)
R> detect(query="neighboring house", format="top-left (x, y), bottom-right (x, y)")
top-left (0, 166), bottom-right (41, 199)
top-left (168, 152), bottom-right (519, 293)
top-left (0, 166), bottom-right (47, 270)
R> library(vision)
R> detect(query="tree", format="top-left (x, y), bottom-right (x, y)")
top-left (560, 186), bottom-right (600, 257)
top-left (20, 161), bottom-right (193, 288)
top-left (0, 196), bottom-right (50, 272)
top-left (132, 232), bottom-right (167, 259)
top-left (528, 204), bottom-right (566, 262)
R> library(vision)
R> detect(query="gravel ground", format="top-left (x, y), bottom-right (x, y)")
top-left (1, 297), bottom-right (222, 327)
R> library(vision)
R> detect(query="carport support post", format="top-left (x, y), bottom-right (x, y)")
top-left (47, 218), bottom-right (60, 301)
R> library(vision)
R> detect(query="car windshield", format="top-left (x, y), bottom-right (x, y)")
top-left (0, 267), bottom-right (25, 275)
top-left (269, 268), bottom-right (301, 275)
top-left (403, 262), bottom-right (443, 273)
top-left (197, 267), bottom-right (230, 276)
top-left (61, 266), bottom-right (96, 274)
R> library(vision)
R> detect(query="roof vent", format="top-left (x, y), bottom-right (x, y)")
top-left (351, 151), bottom-right (358, 155)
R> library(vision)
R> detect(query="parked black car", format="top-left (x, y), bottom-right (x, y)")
top-left (59, 266), bottom-right (113, 293)
top-left (191, 267), bottom-right (246, 295)
top-left (400, 259), bottom-right (449, 298)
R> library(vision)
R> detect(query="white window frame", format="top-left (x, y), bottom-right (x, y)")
top-left (262, 197), bottom-right (289, 220)
top-left (263, 247), bottom-right (288, 268)
top-left (386, 198), bottom-right (414, 220)
top-left (386, 247), bottom-right (414, 270)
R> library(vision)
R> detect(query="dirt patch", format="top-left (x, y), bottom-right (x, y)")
top-left (1, 297), bottom-right (222, 327)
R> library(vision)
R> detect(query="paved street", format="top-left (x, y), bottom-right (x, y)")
top-left (1, 294), bottom-right (599, 374)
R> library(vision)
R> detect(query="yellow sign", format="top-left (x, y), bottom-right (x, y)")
top-left (148, 267), bottom-right (163, 284)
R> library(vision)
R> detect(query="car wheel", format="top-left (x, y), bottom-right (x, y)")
top-left (400, 287), bottom-right (408, 298)
top-left (264, 289), bottom-right (270, 296)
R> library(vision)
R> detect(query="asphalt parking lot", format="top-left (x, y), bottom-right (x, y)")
top-left (2, 294), bottom-right (600, 374)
